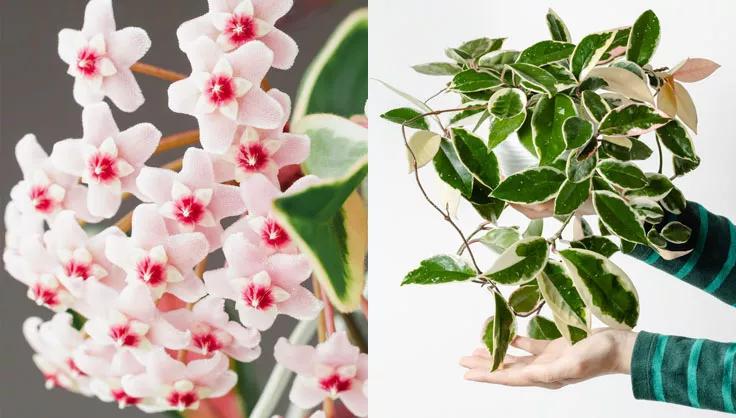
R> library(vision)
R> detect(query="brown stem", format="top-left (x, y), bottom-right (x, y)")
top-left (320, 290), bottom-right (336, 336)
top-left (115, 211), bottom-right (134, 234)
top-left (310, 276), bottom-right (335, 418)
top-left (155, 130), bottom-right (200, 154)
top-left (131, 62), bottom-right (186, 82)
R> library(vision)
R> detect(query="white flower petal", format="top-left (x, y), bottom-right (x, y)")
top-left (213, 57), bottom-right (233, 77)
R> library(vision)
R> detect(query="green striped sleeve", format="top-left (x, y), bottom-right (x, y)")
top-left (629, 201), bottom-right (736, 306)
top-left (632, 331), bottom-right (736, 413)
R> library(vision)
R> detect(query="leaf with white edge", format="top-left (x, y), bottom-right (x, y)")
top-left (563, 117), bottom-right (594, 149)
top-left (446, 47), bottom-right (469, 63)
top-left (598, 104), bottom-right (669, 137)
top-left (518, 40), bottom-right (575, 66)
top-left (479, 50), bottom-right (520, 70)
top-left (524, 219), bottom-right (544, 238)
top-left (441, 183), bottom-right (462, 219)
top-left (380, 107), bottom-right (429, 130)
top-left (542, 63), bottom-right (579, 91)
top-left (402, 255), bottom-right (476, 285)
top-left (559, 248), bottom-right (639, 329)
top-left (586, 67), bottom-right (654, 104)
top-left (593, 190), bottom-right (648, 245)
top-left (532, 94), bottom-right (577, 164)
top-left (528, 316), bottom-right (563, 340)
top-left (600, 27), bottom-right (631, 63)
top-left (625, 173), bottom-right (673, 201)
top-left (554, 179), bottom-right (591, 216)
top-left (571, 31), bottom-right (616, 80)
top-left (510, 284), bottom-right (542, 315)
top-left (506, 63), bottom-right (558, 97)
top-left (375, 79), bottom-right (440, 126)
top-left (582, 90), bottom-right (611, 122)
top-left (662, 187), bottom-right (686, 215)
top-left (406, 130), bottom-right (442, 172)
top-left (546, 9), bottom-right (572, 42)
top-left (487, 88), bottom-right (527, 119)
top-left (631, 199), bottom-right (665, 224)
top-left (673, 82), bottom-right (698, 133)
top-left (656, 120), bottom-right (697, 162)
top-left (488, 112), bottom-right (527, 149)
top-left (597, 159), bottom-right (648, 190)
top-left (470, 186), bottom-right (506, 223)
top-left (434, 140), bottom-right (473, 197)
top-left (480, 227), bottom-right (522, 253)
top-left (537, 261), bottom-right (589, 329)
top-left (672, 58), bottom-right (721, 83)
top-left (484, 237), bottom-right (549, 285)
top-left (627, 10), bottom-right (660, 66)
top-left (611, 60), bottom-right (647, 79)
top-left (656, 247), bottom-right (694, 261)
top-left (412, 62), bottom-right (463, 76)
top-left (571, 236), bottom-right (619, 257)
top-left (674, 155), bottom-right (700, 177)
top-left (600, 137), bottom-right (653, 161)
top-left (451, 70), bottom-right (503, 93)
top-left (492, 167), bottom-right (565, 204)
top-left (452, 128), bottom-right (501, 189)
top-left (648, 229), bottom-right (667, 248)
top-left (489, 291), bottom-right (515, 371)
top-left (459, 37), bottom-right (505, 59)
top-left (293, 114), bottom-right (367, 179)
top-left (449, 106), bottom-right (487, 126)
top-left (559, 321), bottom-right (589, 344)
top-left (661, 221), bottom-right (692, 244)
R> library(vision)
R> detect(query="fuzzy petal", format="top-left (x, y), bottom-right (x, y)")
top-left (222, 233), bottom-right (266, 277)
top-left (340, 385), bottom-right (368, 417)
top-left (116, 123), bottom-right (161, 166)
top-left (238, 88), bottom-right (283, 130)
top-left (207, 370), bottom-right (238, 397)
top-left (266, 254), bottom-right (312, 288)
top-left (149, 318), bottom-right (191, 349)
top-left (274, 337), bottom-right (316, 375)
top-left (103, 70), bottom-right (145, 113)
top-left (121, 374), bottom-right (159, 398)
top-left (73, 77), bottom-right (105, 107)
top-left (228, 40), bottom-right (273, 83)
top-left (136, 167), bottom-right (176, 204)
top-left (131, 204), bottom-right (171, 248)
top-left (50, 139), bottom-right (88, 177)
top-left (272, 134), bottom-right (310, 166)
top-left (118, 282), bottom-right (157, 322)
top-left (167, 273), bottom-right (207, 303)
top-left (146, 348), bottom-right (187, 384)
top-left (277, 285), bottom-right (321, 320)
top-left (289, 375), bottom-right (325, 409)
top-left (193, 295), bottom-right (230, 326)
top-left (58, 29), bottom-right (85, 64)
top-left (82, 0), bottom-right (116, 36)
top-left (186, 37), bottom-right (223, 72)
top-left (203, 268), bottom-right (235, 299)
top-left (87, 181), bottom-right (122, 218)
top-left (177, 15), bottom-right (219, 52)
top-left (107, 27), bottom-right (151, 67)
top-left (252, 0), bottom-right (293, 24)
top-left (261, 28), bottom-right (298, 70)
top-left (209, 184), bottom-right (245, 220)
top-left (179, 148), bottom-right (216, 189)
top-left (16, 134), bottom-right (49, 179)
top-left (236, 305), bottom-right (277, 330)
top-left (199, 113), bottom-right (238, 152)
top-left (187, 351), bottom-right (229, 381)
top-left (82, 102), bottom-right (119, 146)
top-left (64, 185), bottom-right (102, 223)
top-left (165, 232), bottom-right (209, 271)
top-left (316, 331), bottom-right (359, 366)
top-left (239, 173), bottom-right (280, 215)
top-left (168, 78), bottom-right (201, 115)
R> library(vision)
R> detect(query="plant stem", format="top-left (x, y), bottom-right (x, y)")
top-left (548, 215), bottom-right (573, 244)
top-left (457, 222), bottom-right (493, 254)
top-left (155, 130), bottom-right (200, 154)
top-left (131, 62), bottom-right (186, 82)
top-left (320, 290), bottom-right (336, 336)
top-left (309, 276), bottom-right (336, 418)
top-left (114, 210), bottom-right (133, 234)
top-left (656, 137), bottom-right (664, 174)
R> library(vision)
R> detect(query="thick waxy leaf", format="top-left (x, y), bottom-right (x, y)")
top-left (625, 173), bottom-right (673, 201)
top-left (273, 160), bottom-right (367, 312)
top-left (434, 140), bottom-right (473, 197)
top-left (451, 70), bottom-right (503, 92)
top-left (381, 107), bottom-right (429, 130)
top-left (488, 112), bottom-right (527, 149)
top-left (611, 60), bottom-right (647, 79)
top-left (560, 249), bottom-right (639, 328)
top-left (562, 323), bottom-right (589, 344)
top-left (597, 159), bottom-right (648, 190)
top-left (627, 10), bottom-right (660, 66)
top-left (657, 78), bottom-right (677, 118)
top-left (537, 261), bottom-right (588, 329)
top-left (662, 186), bottom-right (686, 214)
top-left (402, 255), bottom-right (476, 285)
top-left (546, 9), bottom-right (572, 42)
top-left (661, 221), bottom-right (692, 244)
top-left (412, 62), bottom-right (463, 76)
top-left (470, 192), bottom-right (506, 223)
top-left (582, 90), bottom-right (611, 122)
top-left (648, 229), bottom-right (667, 248)
top-left (489, 291), bottom-right (515, 371)
top-left (406, 130), bottom-right (442, 172)
top-left (674, 155), bottom-right (700, 177)
top-left (532, 94), bottom-right (576, 164)
top-left (509, 284), bottom-right (542, 315)
top-left (542, 63), bottom-right (578, 91)
top-left (518, 40), bottom-right (575, 66)
top-left (492, 167), bottom-right (565, 204)
top-left (484, 237), bottom-right (549, 285)
top-left (563, 117), bottom-right (594, 149)
top-left (452, 128), bottom-right (501, 189)
top-left (672, 58), bottom-right (721, 83)
top-left (593, 190), bottom-right (648, 244)
top-left (293, 114), bottom-right (367, 179)
top-left (517, 107), bottom-right (537, 156)
top-left (376, 79), bottom-right (439, 126)
top-left (673, 82), bottom-right (698, 133)
top-left (528, 316), bottom-right (563, 340)
top-left (487, 88), bottom-right (527, 119)
top-left (600, 27), bottom-right (631, 63)
top-left (506, 63), bottom-right (558, 96)
top-left (571, 31), bottom-right (616, 80)
top-left (566, 146), bottom-right (598, 183)
top-left (600, 137), bottom-right (653, 161)
top-left (459, 37), bottom-right (505, 58)
top-left (570, 236), bottom-right (619, 257)
top-left (449, 106), bottom-right (486, 126)
top-left (479, 50), bottom-right (520, 70)
top-left (480, 227), bottom-right (521, 253)
top-left (656, 120), bottom-right (697, 162)
top-left (554, 179), bottom-right (591, 216)
top-left (631, 199), bottom-right (665, 224)
top-left (586, 66), bottom-right (654, 104)
top-left (598, 104), bottom-right (669, 136)
top-left (524, 219), bottom-right (544, 238)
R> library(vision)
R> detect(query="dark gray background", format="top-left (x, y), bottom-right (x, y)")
top-left (0, 1), bottom-right (365, 417)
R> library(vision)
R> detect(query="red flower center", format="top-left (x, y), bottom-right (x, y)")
top-left (29, 185), bottom-right (55, 213)
top-left (111, 389), bottom-right (142, 407)
top-left (135, 256), bottom-right (166, 287)
top-left (31, 284), bottom-right (59, 308)
top-left (66, 358), bottom-right (87, 377)
top-left (87, 152), bottom-right (118, 183)
top-left (261, 218), bottom-right (290, 249)
top-left (236, 142), bottom-right (269, 172)
top-left (173, 195), bottom-right (206, 226)
top-left (242, 283), bottom-right (275, 310)
top-left (43, 372), bottom-right (61, 389)
top-left (167, 390), bottom-right (199, 409)
top-left (224, 14), bottom-right (257, 47)
top-left (318, 373), bottom-right (352, 394)
top-left (64, 260), bottom-right (92, 281)
top-left (192, 332), bottom-right (223, 355)
top-left (76, 48), bottom-right (100, 77)
top-left (109, 324), bottom-right (141, 347)
top-left (205, 74), bottom-right (236, 106)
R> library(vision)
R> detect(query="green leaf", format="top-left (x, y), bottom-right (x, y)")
top-left (449, 106), bottom-right (486, 126)
top-left (517, 107), bottom-right (537, 157)
top-left (571, 31), bottom-right (616, 79)
top-left (524, 219), bottom-right (544, 238)
top-left (406, 130), bottom-right (442, 172)
top-left (375, 79), bottom-right (437, 125)
top-left (559, 248), bottom-right (639, 329)
top-left (597, 159), bottom-right (648, 190)
top-left (648, 228), bottom-right (667, 248)
top-left (518, 40), bottom-right (575, 66)
top-left (600, 27), bottom-right (631, 62)
top-left (537, 261), bottom-right (589, 329)
top-left (532, 94), bottom-right (577, 164)
top-left (593, 190), bottom-right (648, 244)
top-left (554, 179), bottom-right (591, 216)
top-left (470, 191), bottom-right (506, 223)
top-left (506, 63), bottom-right (558, 96)
top-left (489, 291), bottom-right (516, 371)
top-left (542, 63), bottom-right (579, 91)
top-left (446, 47), bottom-right (470, 62)
top-left (459, 37), bottom-right (505, 58)
top-left (488, 112), bottom-right (527, 149)
top-left (656, 120), bottom-right (698, 162)
top-left (452, 128), bottom-right (501, 189)
top-left (293, 114), bottom-right (367, 179)
top-left (631, 199), bottom-right (665, 224)
top-left (566, 146), bottom-right (598, 183)
top-left (293, 9), bottom-right (367, 121)
top-left (662, 187), bottom-right (686, 215)
top-left (600, 137), bottom-right (653, 161)
top-left (528, 316), bottom-right (563, 340)
top-left (627, 10), bottom-right (660, 66)
top-left (273, 159), bottom-right (367, 312)
top-left (563, 117), bottom-right (594, 149)
top-left (611, 59), bottom-right (647, 79)
top-left (412, 62), bottom-right (463, 76)
top-left (581, 90), bottom-right (611, 122)
top-left (625, 173), bottom-right (673, 201)
top-left (546, 9), bottom-right (572, 42)
top-left (510, 284), bottom-right (542, 315)
top-left (586, 66), bottom-right (654, 104)
top-left (479, 50), bottom-right (520, 70)
top-left (451, 69), bottom-right (503, 92)
top-left (674, 155), bottom-right (701, 177)
top-left (402, 255), bottom-right (476, 285)
top-left (570, 236), bottom-right (619, 257)
top-left (487, 88), bottom-right (527, 119)
top-left (480, 227), bottom-right (521, 253)
top-left (598, 104), bottom-right (669, 137)
top-left (661, 221), bottom-right (692, 244)
top-left (434, 140), bottom-right (473, 197)
top-left (380, 107), bottom-right (429, 130)
top-left (484, 237), bottom-right (549, 285)
top-left (492, 167), bottom-right (565, 204)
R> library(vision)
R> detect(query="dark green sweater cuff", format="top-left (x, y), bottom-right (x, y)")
top-left (631, 331), bottom-right (659, 401)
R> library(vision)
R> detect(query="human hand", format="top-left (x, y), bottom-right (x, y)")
top-left (459, 328), bottom-right (637, 389)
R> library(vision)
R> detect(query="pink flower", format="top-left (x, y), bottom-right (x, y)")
top-left (105, 204), bottom-right (209, 302)
top-left (177, 0), bottom-right (298, 70)
top-left (164, 295), bottom-right (262, 362)
top-left (14, 237), bottom-right (74, 312)
top-left (203, 232), bottom-right (321, 330)
top-left (50, 103), bottom-right (162, 218)
top-left (57, 0), bottom-right (151, 111)
top-left (275, 331), bottom-right (368, 417)
top-left (10, 134), bottom-right (99, 223)
top-left (72, 344), bottom-right (148, 409)
top-left (168, 37), bottom-right (284, 151)
top-left (137, 147), bottom-right (245, 250)
top-left (121, 348), bottom-right (237, 413)
top-left (3, 202), bottom-right (44, 281)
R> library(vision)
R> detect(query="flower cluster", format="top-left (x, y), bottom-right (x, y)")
top-left (3, 0), bottom-right (367, 415)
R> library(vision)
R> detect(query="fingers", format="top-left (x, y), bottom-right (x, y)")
top-left (459, 353), bottom-right (534, 370)
top-left (463, 365), bottom-right (563, 389)
top-left (511, 336), bottom-right (550, 355)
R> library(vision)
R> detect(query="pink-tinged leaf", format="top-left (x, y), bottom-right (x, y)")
top-left (672, 58), bottom-right (720, 83)
top-left (657, 78), bottom-right (678, 118)
top-left (674, 81), bottom-right (698, 133)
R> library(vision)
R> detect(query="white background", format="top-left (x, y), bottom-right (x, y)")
top-left (368, 1), bottom-right (736, 417)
